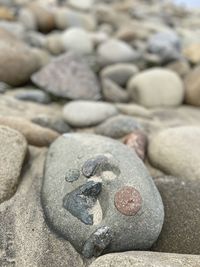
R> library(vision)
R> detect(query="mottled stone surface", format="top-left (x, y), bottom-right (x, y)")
top-left (89, 251), bottom-right (200, 267)
top-left (32, 52), bottom-right (101, 100)
top-left (42, 133), bottom-right (164, 258)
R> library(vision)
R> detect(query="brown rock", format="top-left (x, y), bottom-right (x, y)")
top-left (184, 43), bottom-right (200, 64)
top-left (0, 29), bottom-right (39, 86)
top-left (0, 6), bottom-right (14, 20)
top-left (185, 65), bottom-right (200, 106)
top-left (0, 116), bottom-right (59, 147)
top-left (123, 130), bottom-right (148, 160)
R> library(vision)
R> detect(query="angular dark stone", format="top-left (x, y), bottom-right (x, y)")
top-left (63, 181), bottom-right (102, 225)
top-left (82, 226), bottom-right (112, 258)
top-left (82, 155), bottom-right (108, 178)
top-left (65, 169), bottom-right (80, 183)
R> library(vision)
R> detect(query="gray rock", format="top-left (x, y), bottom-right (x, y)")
top-left (0, 146), bottom-right (84, 267)
top-left (102, 79), bottom-right (129, 103)
top-left (0, 82), bottom-right (10, 93)
top-left (18, 8), bottom-right (37, 31)
top-left (14, 89), bottom-right (51, 104)
top-left (89, 251), bottom-right (200, 267)
top-left (0, 126), bottom-right (27, 204)
top-left (97, 39), bottom-right (139, 65)
top-left (42, 133), bottom-right (164, 257)
top-left (148, 126), bottom-right (200, 180)
top-left (115, 103), bottom-right (151, 118)
top-left (62, 27), bottom-right (93, 55)
top-left (128, 68), bottom-right (184, 108)
top-left (95, 115), bottom-right (140, 138)
top-left (68, 0), bottom-right (94, 10)
top-left (101, 63), bottom-right (138, 86)
top-left (153, 176), bottom-right (200, 255)
top-left (147, 31), bottom-right (181, 63)
top-left (45, 32), bottom-right (64, 55)
top-left (0, 21), bottom-right (26, 39)
top-left (63, 101), bottom-right (118, 127)
top-left (32, 52), bottom-right (101, 100)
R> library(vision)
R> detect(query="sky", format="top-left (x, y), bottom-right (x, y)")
top-left (174, 0), bottom-right (200, 7)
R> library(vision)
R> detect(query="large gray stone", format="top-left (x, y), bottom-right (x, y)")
top-left (63, 101), bottom-right (117, 127)
top-left (42, 133), bottom-right (164, 258)
top-left (32, 52), bottom-right (101, 100)
top-left (148, 126), bottom-right (200, 180)
top-left (0, 126), bottom-right (27, 204)
top-left (89, 251), bottom-right (200, 267)
top-left (128, 68), bottom-right (184, 108)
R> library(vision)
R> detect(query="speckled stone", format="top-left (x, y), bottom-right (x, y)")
top-left (114, 186), bottom-right (142, 216)
top-left (42, 133), bottom-right (164, 258)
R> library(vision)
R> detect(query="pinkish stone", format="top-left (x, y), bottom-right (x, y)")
top-left (114, 186), bottom-right (142, 216)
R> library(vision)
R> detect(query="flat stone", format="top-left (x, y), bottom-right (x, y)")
top-left (153, 176), bottom-right (200, 254)
top-left (0, 126), bottom-right (27, 204)
top-left (32, 52), bottom-right (101, 100)
top-left (12, 89), bottom-right (51, 104)
top-left (128, 68), bottom-right (184, 108)
top-left (89, 251), bottom-right (200, 267)
top-left (148, 126), bottom-right (200, 180)
top-left (0, 116), bottom-right (59, 147)
top-left (95, 115), bottom-right (140, 138)
top-left (100, 63), bottom-right (138, 86)
top-left (42, 133), bottom-right (164, 257)
top-left (97, 39), bottom-right (139, 65)
top-left (63, 101), bottom-right (117, 127)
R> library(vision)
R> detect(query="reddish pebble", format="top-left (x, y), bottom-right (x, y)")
top-left (123, 130), bottom-right (147, 161)
top-left (114, 186), bottom-right (142, 216)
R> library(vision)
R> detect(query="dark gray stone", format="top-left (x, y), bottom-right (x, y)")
top-left (14, 89), bottom-right (51, 104)
top-left (65, 169), bottom-right (80, 183)
top-left (63, 181), bottom-right (102, 225)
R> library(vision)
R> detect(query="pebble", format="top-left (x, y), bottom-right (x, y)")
top-left (0, 126), bottom-right (27, 204)
top-left (55, 7), bottom-right (96, 31)
top-left (0, 116), bottom-right (59, 147)
top-left (0, 29), bottom-right (39, 86)
top-left (42, 133), bottom-right (164, 257)
top-left (95, 115), bottom-right (141, 138)
top-left (32, 52), bottom-right (101, 101)
top-left (123, 130), bottom-right (148, 160)
top-left (147, 31), bottom-right (181, 63)
top-left (63, 101), bottom-right (118, 127)
top-left (102, 78), bottom-right (129, 103)
top-left (68, 0), bottom-right (94, 11)
top-left (185, 65), bottom-right (200, 106)
top-left (100, 63), bottom-right (138, 86)
top-left (89, 251), bottom-right (200, 267)
top-left (61, 28), bottom-right (93, 55)
top-left (148, 126), bottom-right (200, 180)
top-left (128, 68), bottom-right (184, 108)
top-left (167, 59), bottom-right (191, 78)
top-left (13, 89), bottom-right (51, 104)
top-left (97, 39), bottom-right (139, 65)
top-left (184, 43), bottom-right (200, 64)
